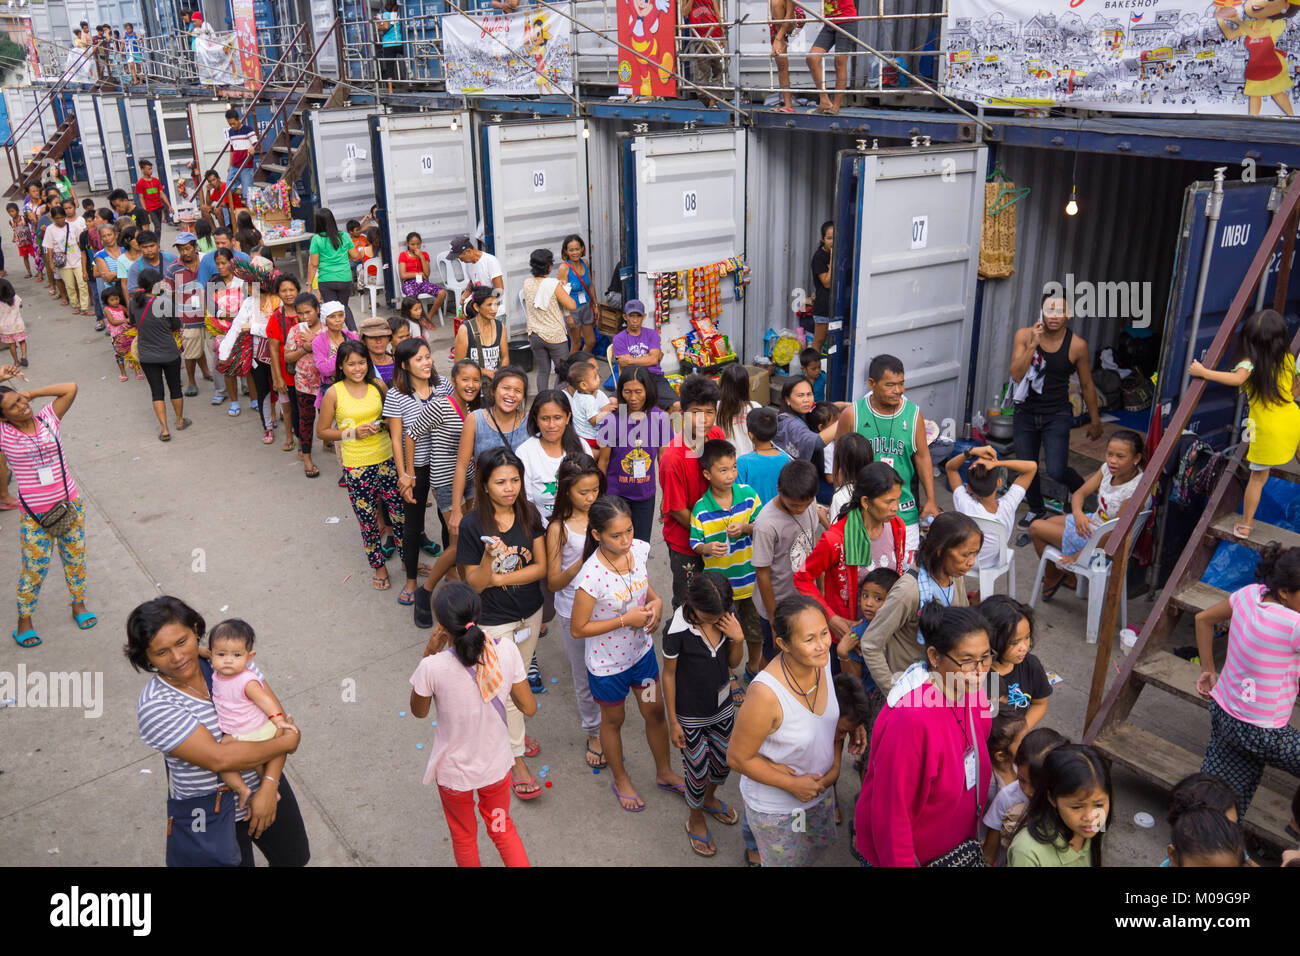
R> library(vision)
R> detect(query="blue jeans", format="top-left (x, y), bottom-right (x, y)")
top-left (227, 164), bottom-right (255, 202)
top-left (1012, 408), bottom-right (1084, 515)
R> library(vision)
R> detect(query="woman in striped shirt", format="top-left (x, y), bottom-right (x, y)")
top-left (1195, 542), bottom-right (1300, 818)
top-left (406, 358), bottom-right (482, 628)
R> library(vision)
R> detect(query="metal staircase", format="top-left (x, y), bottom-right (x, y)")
top-left (1082, 173), bottom-right (1300, 851)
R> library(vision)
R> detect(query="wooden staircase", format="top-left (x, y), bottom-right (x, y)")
top-left (255, 79), bottom-right (350, 188)
top-left (1083, 173), bottom-right (1300, 851)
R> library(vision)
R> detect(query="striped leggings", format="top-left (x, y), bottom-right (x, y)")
top-left (1201, 700), bottom-right (1300, 818)
top-left (682, 713), bottom-right (733, 809)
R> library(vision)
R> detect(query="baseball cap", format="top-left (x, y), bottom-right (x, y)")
top-left (358, 316), bottom-right (391, 338)
top-left (449, 235), bottom-right (473, 256)
top-left (173, 232), bottom-right (197, 245)
top-left (624, 299), bottom-right (646, 315)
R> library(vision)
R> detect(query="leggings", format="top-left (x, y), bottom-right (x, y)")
top-left (402, 463), bottom-right (431, 582)
top-left (18, 498), bottom-right (87, 618)
top-left (529, 333), bottom-right (570, 393)
top-left (437, 773), bottom-right (530, 867)
top-left (343, 458), bottom-right (406, 570)
top-left (1201, 699), bottom-right (1300, 818)
top-left (234, 775), bottom-right (311, 867)
top-left (295, 389), bottom-right (317, 452)
top-left (250, 362), bottom-right (274, 429)
top-left (621, 495), bottom-right (656, 543)
top-left (284, 382), bottom-right (301, 445)
top-left (557, 612), bottom-right (602, 737)
top-left (682, 713), bottom-right (734, 809)
top-left (317, 282), bottom-right (355, 332)
top-left (141, 359), bottom-right (183, 402)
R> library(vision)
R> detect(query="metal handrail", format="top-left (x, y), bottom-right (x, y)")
top-left (2, 40), bottom-right (100, 186)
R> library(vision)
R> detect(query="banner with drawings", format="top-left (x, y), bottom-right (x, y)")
top-left (942, 0), bottom-right (1300, 117)
top-left (443, 9), bottom-right (574, 96)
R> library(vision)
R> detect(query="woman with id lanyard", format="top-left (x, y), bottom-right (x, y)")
top-left (557, 235), bottom-right (596, 355)
top-left (455, 445), bottom-right (548, 801)
top-left (0, 378), bottom-right (94, 648)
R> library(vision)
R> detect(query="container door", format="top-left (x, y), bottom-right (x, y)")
top-left (308, 107), bottom-right (377, 225)
top-left (95, 94), bottom-right (133, 192)
top-left (72, 92), bottom-right (109, 191)
top-left (481, 119), bottom-right (590, 336)
top-left (189, 99), bottom-right (232, 181)
top-left (1156, 178), bottom-right (1300, 449)
top-left (151, 98), bottom-right (196, 209)
top-left (370, 110), bottom-right (477, 304)
top-left (844, 145), bottom-right (987, 427)
top-left (124, 96), bottom-right (155, 177)
top-left (620, 127), bottom-right (747, 371)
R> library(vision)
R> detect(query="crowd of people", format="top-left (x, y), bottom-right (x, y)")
top-left (5, 169), bottom-right (1297, 870)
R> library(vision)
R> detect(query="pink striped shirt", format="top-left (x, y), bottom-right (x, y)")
top-left (0, 405), bottom-right (78, 511)
top-left (1213, 584), bottom-right (1300, 728)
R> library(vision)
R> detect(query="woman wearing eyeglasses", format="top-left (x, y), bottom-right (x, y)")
top-left (854, 602), bottom-right (994, 867)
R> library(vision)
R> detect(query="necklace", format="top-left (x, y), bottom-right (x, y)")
top-left (779, 652), bottom-right (821, 713)
top-left (600, 546), bottom-right (637, 613)
top-left (161, 669), bottom-right (209, 700)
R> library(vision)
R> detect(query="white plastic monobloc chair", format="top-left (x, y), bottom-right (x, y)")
top-left (964, 513), bottom-right (1016, 600)
top-left (1028, 508), bottom-right (1152, 644)
top-left (435, 252), bottom-right (469, 322)
top-left (362, 257), bottom-right (386, 320)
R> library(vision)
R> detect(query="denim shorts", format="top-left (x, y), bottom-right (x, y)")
top-left (588, 647), bottom-right (659, 706)
top-left (434, 484), bottom-right (473, 513)
top-left (1061, 513), bottom-right (1091, 554)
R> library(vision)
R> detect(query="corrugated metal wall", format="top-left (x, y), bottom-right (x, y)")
top-left (970, 146), bottom-right (1204, 419)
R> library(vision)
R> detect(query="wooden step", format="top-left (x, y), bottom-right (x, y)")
top-left (1269, 459), bottom-right (1300, 484)
top-left (1208, 514), bottom-right (1300, 551)
top-left (261, 163), bottom-right (288, 176)
top-left (270, 143), bottom-right (291, 155)
top-left (1134, 651), bottom-right (1207, 708)
top-left (1094, 722), bottom-right (1296, 849)
top-left (1172, 581), bottom-right (1228, 615)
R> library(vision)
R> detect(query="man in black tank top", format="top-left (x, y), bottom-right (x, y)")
top-left (1007, 292), bottom-right (1103, 524)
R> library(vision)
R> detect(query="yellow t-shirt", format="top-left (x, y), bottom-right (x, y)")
top-left (1235, 355), bottom-right (1300, 466)
top-left (332, 380), bottom-right (392, 468)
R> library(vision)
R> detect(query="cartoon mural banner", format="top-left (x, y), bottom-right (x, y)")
top-left (231, 0), bottom-right (261, 90)
top-left (619, 0), bottom-right (678, 96)
top-left (943, 0), bottom-right (1300, 117)
top-left (443, 10), bottom-right (574, 95)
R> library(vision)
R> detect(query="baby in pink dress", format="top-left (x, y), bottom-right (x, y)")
top-left (205, 619), bottom-right (294, 806)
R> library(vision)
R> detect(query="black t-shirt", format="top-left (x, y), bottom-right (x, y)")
top-left (999, 652), bottom-right (1052, 712)
top-left (662, 608), bottom-right (733, 725)
top-left (455, 510), bottom-right (544, 626)
top-left (810, 246), bottom-right (832, 317)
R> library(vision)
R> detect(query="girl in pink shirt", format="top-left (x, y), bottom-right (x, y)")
top-left (1194, 543), bottom-right (1300, 817)
top-left (855, 603), bottom-right (994, 866)
top-left (409, 581), bottom-right (535, 867)
top-left (204, 619), bottom-right (294, 807)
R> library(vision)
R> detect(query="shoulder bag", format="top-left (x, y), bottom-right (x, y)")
top-left (14, 419), bottom-right (78, 538)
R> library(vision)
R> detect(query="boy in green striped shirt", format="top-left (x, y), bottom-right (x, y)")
top-left (690, 438), bottom-right (764, 679)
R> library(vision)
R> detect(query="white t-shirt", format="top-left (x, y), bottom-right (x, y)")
top-left (824, 438), bottom-right (836, 478)
top-left (516, 435), bottom-right (589, 522)
top-left (830, 484), bottom-right (853, 521)
top-left (719, 400), bottom-right (763, 458)
top-left (570, 389), bottom-right (609, 442)
top-left (574, 538), bottom-right (653, 677)
top-left (952, 484), bottom-right (1025, 569)
top-left (982, 777), bottom-right (1024, 831)
top-left (465, 252), bottom-right (505, 313)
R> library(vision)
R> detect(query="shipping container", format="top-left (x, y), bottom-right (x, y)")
top-left (94, 93), bottom-right (134, 192)
top-left (306, 105), bottom-right (378, 226)
top-left (71, 91), bottom-right (110, 191)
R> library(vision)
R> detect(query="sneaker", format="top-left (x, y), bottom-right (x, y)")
top-left (1017, 511), bottom-right (1039, 529)
top-left (210, 393), bottom-right (227, 405)
top-left (228, 402), bottom-right (241, 416)
top-left (528, 654), bottom-right (546, 693)
top-left (413, 588), bottom-right (433, 629)
top-left (184, 385), bottom-right (198, 397)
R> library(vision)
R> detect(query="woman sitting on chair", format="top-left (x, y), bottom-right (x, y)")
top-left (1029, 429), bottom-right (1145, 600)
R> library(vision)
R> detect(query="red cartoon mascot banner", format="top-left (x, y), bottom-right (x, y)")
top-left (619, 0), bottom-right (678, 97)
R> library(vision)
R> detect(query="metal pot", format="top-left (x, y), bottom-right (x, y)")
top-left (986, 414), bottom-right (1014, 442)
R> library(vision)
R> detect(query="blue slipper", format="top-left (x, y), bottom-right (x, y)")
top-left (701, 800), bottom-right (739, 825)
top-left (656, 781), bottom-right (686, 799)
top-left (685, 823), bottom-right (717, 856)
top-left (12, 628), bottom-right (40, 647)
top-left (72, 610), bottom-right (97, 630)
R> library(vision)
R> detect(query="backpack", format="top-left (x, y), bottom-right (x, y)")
top-left (1170, 440), bottom-right (1214, 507)
top-left (1191, 446), bottom-right (1233, 498)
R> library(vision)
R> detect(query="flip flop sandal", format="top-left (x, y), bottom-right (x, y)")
top-left (730, 677), bottom-right (746, 707)
top-left (303, 464), bottom-right (320, 478)
top-left (371, 573), bottom-right (391, 591)
top-left (71, 607), bottom-right (97, 630)
top-left (513, 774), bottom-right (543, 801)
top-left (773, 105), bottom-right (795, 113)
top-left (686, 823), bottom-right (717, 857)
top-left (585, 744), bottom-right (608, 770)
top-left (656, 781), bottom-right (686, 799)
top-left (744, 849), bottom-right (762, 867)
top-left (1040, 576), bottom-right (1063, 601)
top-left (281, 435), bottom-right (297, 452)
top-left (1234, 523), bottom-right (1254, 539)
top-left (0, 500), bottom-right (20, 511)
top-left (183, 385), bottom-right (198, 397)
top-left (12, 628), bottom-right (40, 647)
top-left (524, 736), bottom-right (541, 758)
top-left (397, 586), bottom-right (416, 606)
top-left (701, 800), bottom-right (739, 825)
top-left (158, 431), bottom-right (171, 442)
top-left (417, 563), bottom-right (435, 577)
top-left (610, 782), bottom-right (644, 812)
top-left (176, 418), bottom-right (192, 431)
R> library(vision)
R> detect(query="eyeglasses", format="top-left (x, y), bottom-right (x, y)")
top-left (943, 651), bottom-right (994, 673)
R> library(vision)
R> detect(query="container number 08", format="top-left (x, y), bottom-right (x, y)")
top-left (682, 190), bottom-right (698, 218)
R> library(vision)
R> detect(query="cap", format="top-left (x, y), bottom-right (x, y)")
top-left (449, 235), bottom-right (473, 256)
top-left (358, 316), bottom-right (391, 338)
top-left (190, 12), bottom-right (204, 21)
top-left (173, 232), bottom-right (197, 245)
top-left (320, 301), bottom-right (345, 317)
top-left (624, 299), bottom-right (646, 315)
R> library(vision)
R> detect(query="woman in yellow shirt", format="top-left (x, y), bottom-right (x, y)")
top-left (318, 339), bottom-right (406, 589)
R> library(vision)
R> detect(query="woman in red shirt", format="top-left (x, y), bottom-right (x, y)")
top-left (398, 231), bottom-right (446, 310)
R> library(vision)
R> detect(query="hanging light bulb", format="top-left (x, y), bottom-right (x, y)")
top-left (450, 114), bottom-right (459, 132)
top-left (582, 120), bottom-right (589, 140)
top-left (1065, 184), bottom-right (1079, 216)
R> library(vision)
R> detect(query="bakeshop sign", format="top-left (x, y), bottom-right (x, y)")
top-left (942, 0), bottom-right (1300, 116)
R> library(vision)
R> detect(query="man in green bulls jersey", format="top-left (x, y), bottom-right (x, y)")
top-left (836, 354), bottom-right (938, 559)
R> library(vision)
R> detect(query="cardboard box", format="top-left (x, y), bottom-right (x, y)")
top-left (769, 372), bottom-right (789, 407)
top-left (744, 364), bottom-right (771, 406)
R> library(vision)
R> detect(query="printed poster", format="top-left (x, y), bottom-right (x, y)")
top-left (443, 10), bottom-right (574, 95)
top-left (619, 0), bottom-right (678, 96)
top-left (943, 0), bottom-right (1300, 117)
top-left (232, 0), bottom-right (261, 89)
top-left (23, 18), bottom-right (41, 80)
